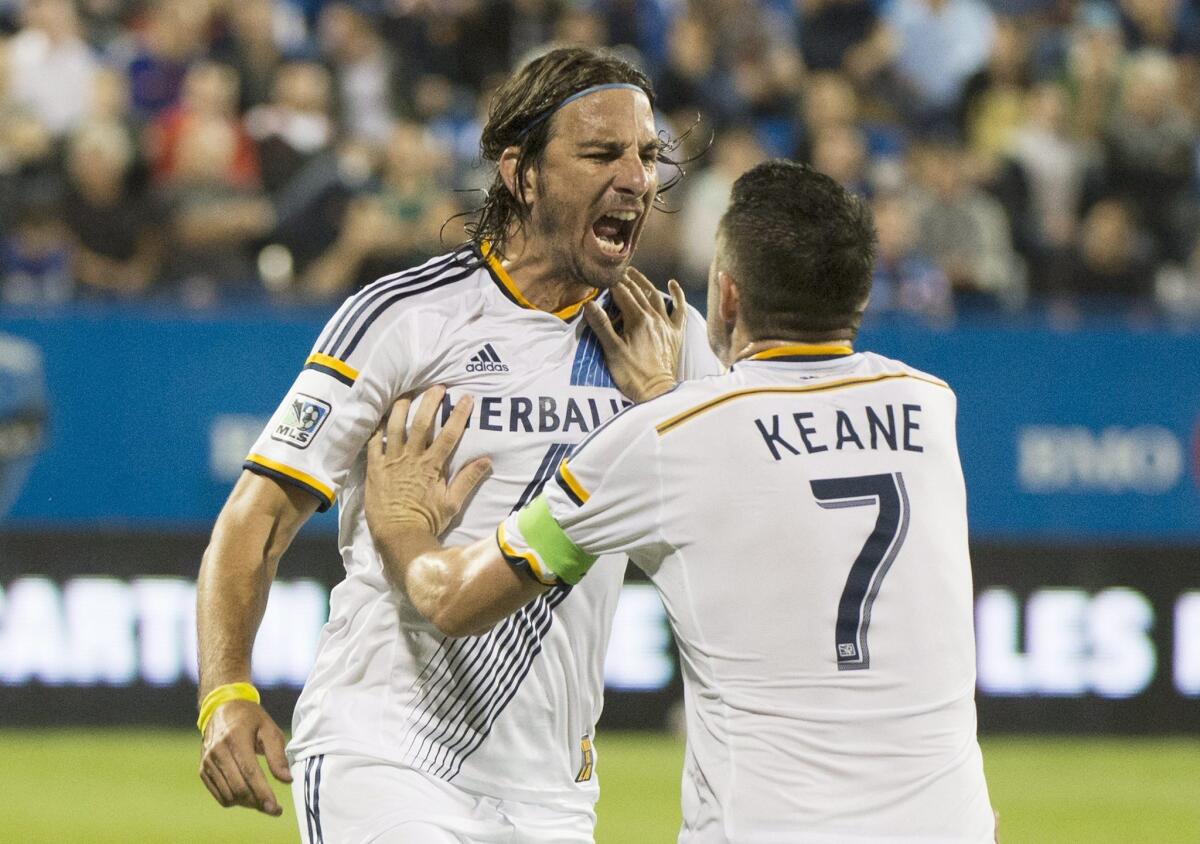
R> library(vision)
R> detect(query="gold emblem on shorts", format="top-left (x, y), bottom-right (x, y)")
top-left (575, 735), bottom-right (594, 782)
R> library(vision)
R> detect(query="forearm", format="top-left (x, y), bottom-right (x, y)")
top-left (196, 523), bottom-right (273, 698)
top-left (376, 527), bottom-right (546, 637)
top-left (196, 474), bottom-right (315, 698)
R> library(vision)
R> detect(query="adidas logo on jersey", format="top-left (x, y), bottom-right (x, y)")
top-left (466, 343), bottom-right (509, 373)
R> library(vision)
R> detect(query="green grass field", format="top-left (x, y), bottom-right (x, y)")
top-left (1, 731), bottom-right (1197, 842)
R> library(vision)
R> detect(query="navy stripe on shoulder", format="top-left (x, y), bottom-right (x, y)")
top-left (311, 295), bottom-right (359, 361)
top-left (315, 251), bottom-right (459, 354)
top-left (321, 248), bottom-right (473, 359)
top-left (337, 264), bottom-right (476, 361)
top-left (243, 461), bottom-right (334, 512)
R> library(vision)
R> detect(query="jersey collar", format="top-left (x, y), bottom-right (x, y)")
top-left (744, 343), bottom-right (855, 363)
top-left (479, 241), bottom-right (599, 321)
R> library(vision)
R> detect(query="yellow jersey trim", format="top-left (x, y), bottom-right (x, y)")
top-left (481, 241), bottom-right (599, 320)
top-left (305, 353), bottom-right (360, 383)
top-left (748, 344), bottom-right (853, 360)
top-left (496, 522), bottom-right (559, 586)
top-left (655, 372), bottom-right (950, 436)
top-left (245, 454), bottom-right (335, 504)
top-left (557, 458), bottom-right (591, 505)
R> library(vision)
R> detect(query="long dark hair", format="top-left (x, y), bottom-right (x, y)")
top-left (463, 47), bottom-right (686, 258)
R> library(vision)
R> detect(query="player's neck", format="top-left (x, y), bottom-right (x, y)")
top-left (497, 238), bottom-right (594, 314)
top-left (732, 335), bottom-right (856, 363)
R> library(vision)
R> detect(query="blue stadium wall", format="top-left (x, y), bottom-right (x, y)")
top-left (0, 304), bottom-right (1197, 732)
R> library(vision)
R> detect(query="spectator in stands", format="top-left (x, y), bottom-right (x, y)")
top-left (677, 126), bottom-right (766, 290)
top-left (89, 65), bottom-right (133, 125)
top-left (959, 16), bottom-right (1032, 160)
top-left (812, 123), bottom-right (871, 197)
top-left (504, 0), bottom-right (561, 69)
top-left (62, 121), bottom-right (162, 298)
top-left (302, 121), bottom-right (457, 298)
top-left (654, 13), bottom-right (740, 131)
top-left (1101, 49), bottom-right (1198, 261)
top-left (796, 0), bottom-right (883, 75)
top-left (210, 0), bottom-right (286, 113)
top-left (1118, 0), bottom-right (1200, 54)
top-left (870, 192), bottom-right (953, 318)
top-left (0, 40), bottom-right (58, 234)
top-left (795, 71), bottom-right (907, 170)
top-left (148, 61), bottom-right (259, 188)
top-left (1051, 198), bottom-right (1158, 306)
top-left (126, 0), bottom-right (211, 121)
top-left (592, 0), bottom-right (674, 73)
top-left (318, 0), bottom-right (412, 144)
top-left (960, 24), bottom-right (1046, 276)
top-left (246, 61), bottom-right (334, 197)
top-left (412, 73), bottom-right (482, 188)
top-left (247, 61), bottom-right (350, 291)
top-left (795, 71), bottom-right (857, 162)
top-left (1066, 3), bottom-right (1126, 142)
top-left (0, 0), bottom-right (1190, 324)
top-left (383, 1), bottom-right (511, 93)
top-left (1009, 82), bottom-right (1091, 291)
top-left (730, 40), bottom-right (805, 156)
top-left (163, 116), bottom-right (275, 304)
top-left (6, 0), bottom-right (97, 137)
top-left (367, 119), bottom-right (459, 265)
top-left (554, 5), bottom-right (609, 47)
top-left (883, 0), bottom-right (996, 131)
top-left (911, 139), bottom-right (1023, 308)
top-left (0, 186), bottom-right (72, 305)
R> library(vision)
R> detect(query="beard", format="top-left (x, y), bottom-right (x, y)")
top-left (527, 180), bottom-right (633, 291)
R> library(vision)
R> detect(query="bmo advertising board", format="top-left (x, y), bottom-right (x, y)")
top-left (0, 306), bottom-right (1198, 731)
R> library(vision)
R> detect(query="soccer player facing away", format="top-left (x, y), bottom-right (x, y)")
top-left (366, 161), bottom-right (996, 843)
top-left (195, 47), bottom-right (719, 841)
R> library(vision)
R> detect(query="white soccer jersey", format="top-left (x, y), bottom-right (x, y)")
top-left (244, 245), bottom-right (720, 808)
top-left (502, 346), bottom-right (994, 843)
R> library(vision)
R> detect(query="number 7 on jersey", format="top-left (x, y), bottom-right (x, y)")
top-left (810, 473), bottom-right (910, 671)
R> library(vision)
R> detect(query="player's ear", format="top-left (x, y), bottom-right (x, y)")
top-left (499, 146), bottom-right (535, 205)
top-left (499, 146), bottom-right (520, 195)
top-left (717, 271), bottom-right (740, 327)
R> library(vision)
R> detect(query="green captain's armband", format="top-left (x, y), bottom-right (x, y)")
top-left (517, 495), bottom-right (598, 586)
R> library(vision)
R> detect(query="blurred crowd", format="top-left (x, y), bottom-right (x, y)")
top-left (1, 0), bottom-right (1198, 321)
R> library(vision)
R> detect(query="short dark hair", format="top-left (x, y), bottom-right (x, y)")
top-left (718, 160), bottom-right (875, 338)
top-left (467, 47), bottom-right (678, 256)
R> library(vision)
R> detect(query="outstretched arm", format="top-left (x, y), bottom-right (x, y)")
top-left (196, 472), bottom-right (317, 815)
top-left (364, 387), bottom-right (546, 637)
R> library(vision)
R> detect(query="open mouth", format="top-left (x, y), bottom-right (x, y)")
top-left (591, 210), bottom-right (639, 259)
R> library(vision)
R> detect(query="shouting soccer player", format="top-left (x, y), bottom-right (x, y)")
top-left (195, 47), bottom-right (720, 841)
top-left (366, 161), bottom-right (997, 842)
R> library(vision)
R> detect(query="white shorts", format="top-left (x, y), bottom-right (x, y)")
top-left (290, 754), bottom-right (595, 843)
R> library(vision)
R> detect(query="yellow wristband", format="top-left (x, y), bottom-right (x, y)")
top-left (197, 682), bottom-right (261, 734)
